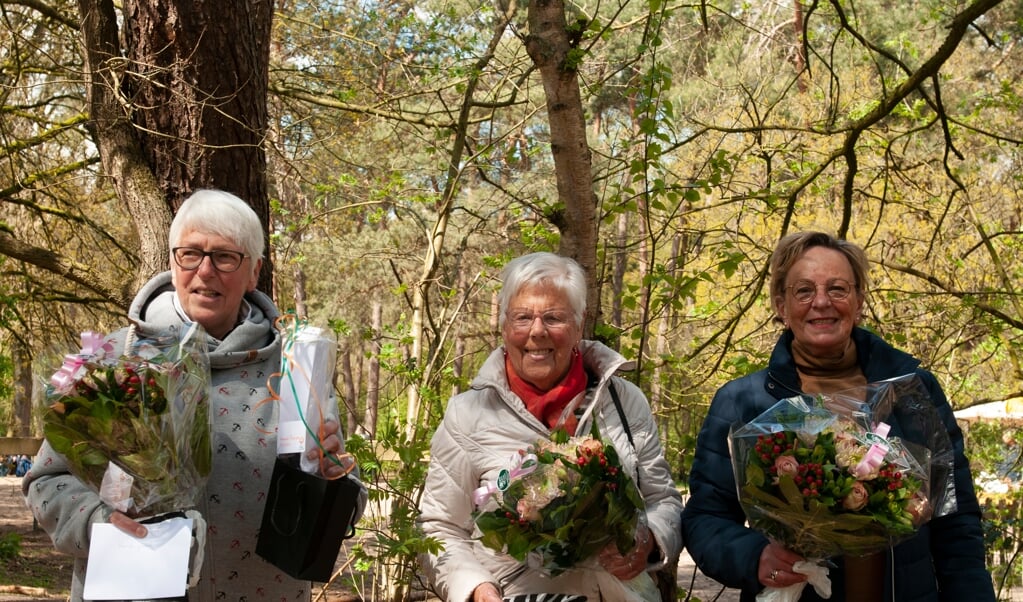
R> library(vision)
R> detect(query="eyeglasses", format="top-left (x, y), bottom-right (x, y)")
top-left (172, 247), bottom-right (249, 273)
top-left (785, 278), bottom-right (857, 304)
top-left (506, 309), bottom-right (573, 332)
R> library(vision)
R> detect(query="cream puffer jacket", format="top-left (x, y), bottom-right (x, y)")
top-left (418, 340), bottom-right (684, 602)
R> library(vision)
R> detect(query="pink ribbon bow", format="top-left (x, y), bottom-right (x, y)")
top-left (472, 452), bottom-right (539, 507)
top-left (50, 331), bottom-right (111, 393)
top-left (853, 422), bottom-right (891, 478)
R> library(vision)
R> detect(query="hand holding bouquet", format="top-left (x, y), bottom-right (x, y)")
top-left (472, 426), bottom-right (645, 576)
top-left (42, 325), bottom-right (212, 517)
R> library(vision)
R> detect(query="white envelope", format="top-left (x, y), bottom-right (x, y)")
top-left (83, 517), bottom-right (193, 600)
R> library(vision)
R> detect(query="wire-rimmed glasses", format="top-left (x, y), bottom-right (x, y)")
top-left (785, 278), bottom-right (856, 304)
top-left (506, 309), bottom-right (573, 332)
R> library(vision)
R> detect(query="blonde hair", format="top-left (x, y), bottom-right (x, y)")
top-left (769, 231), bottom-right (870, 299)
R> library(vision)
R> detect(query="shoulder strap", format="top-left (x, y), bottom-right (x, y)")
top-left (608, 379), bottom-right (642, 490)
top-left (608, 379), bottom-right (635, 450)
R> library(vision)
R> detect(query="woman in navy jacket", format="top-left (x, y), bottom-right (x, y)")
top-left (681, 231), bottom-right (994, 601)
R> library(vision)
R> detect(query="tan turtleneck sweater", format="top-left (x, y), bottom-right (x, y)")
top-left (790, 337), bottom-right (867, 397)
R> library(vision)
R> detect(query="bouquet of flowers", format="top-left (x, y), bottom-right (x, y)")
top-left (729, 374), bottom-right (956, 560)
top-left (472, 426), bottom-right (645, 576)
top-left (42, 325), bottom-right (212, 517)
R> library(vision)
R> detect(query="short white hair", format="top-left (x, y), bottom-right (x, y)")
top-left (497, 252), bottom-right (587, 328)
top-left (169, 189), bottom-right (265, 271)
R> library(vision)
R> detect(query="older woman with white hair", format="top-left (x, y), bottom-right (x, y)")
top-left (418, 252), bottom-right (684, 601)
top-left (25, 189), bottom-right (366, 601)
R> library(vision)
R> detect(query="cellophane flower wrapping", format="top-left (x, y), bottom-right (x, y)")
top-left (472, 425), bottom-right (645, 576)
top-left (42, 325), bottom-right (212, 518)
top-left (728, 374), bottom-right (956, 559)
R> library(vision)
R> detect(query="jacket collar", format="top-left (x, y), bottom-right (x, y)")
top-left (471, 339), bottom-right (634, 430)
top-left (766, 327), bottom-right (921, 399)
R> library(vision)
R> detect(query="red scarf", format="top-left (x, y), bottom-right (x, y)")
top-left (505, 350), bottom-right (587, 433)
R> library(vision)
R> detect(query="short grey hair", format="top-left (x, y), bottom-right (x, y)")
top-left (169, 189), bottom-right (265, 275)
top-left (497, 252), bottom-right (587, 328)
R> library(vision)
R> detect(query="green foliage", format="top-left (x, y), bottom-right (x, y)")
top-left (962, 420), bottom-right (1023, 596)
top-left (337, 420), bottom-right (439, 600)
top-left (0, 353), bottom-right (13, 432)
top-left (0, 532), bottom-right (21, 561)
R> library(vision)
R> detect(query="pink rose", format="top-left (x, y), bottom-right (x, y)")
top-left (774, 455), bottom-right (799, 477)
top-left (907, 495), bottom-right (930, 524)
top-left (577, 438), bottom-right (604, 459)
top-left (517, 497), bottom-right (542, 522)
top-left (842, 481), bottom-right (869, 511)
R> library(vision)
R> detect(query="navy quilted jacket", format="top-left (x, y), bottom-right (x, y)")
top-left (681, 327), bottom-right (994, 601)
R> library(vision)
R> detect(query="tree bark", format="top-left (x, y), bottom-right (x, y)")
top-left (77, 0), bottom-right (171, 298)
top-left (366, 301), bottom-right (381, 438)
top-left (122, 0), bottom-right (274, 291)
top-left (339, 347), bottom-right (358, 438)
top-left (12, 340), bottom-right (32, 437)
top-left (526, 0), bottom-right (598, 335)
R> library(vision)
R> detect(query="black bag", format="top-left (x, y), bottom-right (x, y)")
top-left (256, 456), bottom-right (360, 582)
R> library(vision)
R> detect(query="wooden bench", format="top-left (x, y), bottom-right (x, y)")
top-left (0, 437), bottom-right (43, 456)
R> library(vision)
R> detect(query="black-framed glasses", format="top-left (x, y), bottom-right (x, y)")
top-left (785, 278), bottom-right (857, 304)
top-left (506, 309), bottom-right (573, 332)
top-left (172, 247), bottom-right (249, 273)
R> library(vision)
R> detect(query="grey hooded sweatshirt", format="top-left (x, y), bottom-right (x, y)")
top-left (25, 271), bottom-right (365, 601)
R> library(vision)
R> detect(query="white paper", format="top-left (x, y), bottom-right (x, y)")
top-left (84, 517), bottom-right (193, 600)
top-left (277, 419), bottom-right (308, 454)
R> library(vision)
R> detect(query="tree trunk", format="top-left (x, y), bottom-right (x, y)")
top-left (525, 0), bottom-right (598, 335)
top-left (11, 340), bottom-right (32, 437)
top-left (77, 0), bottom-right (172, 299)
top-left (366, 301), bottom-right (381, 438)
top-left (122, 0), bottom-right (274, 291)
top-left (611, 211), bottom-right (628, 329)
top-left (339, 346), bottom-right (358, 437)
top-left (292, 265), bottom-right (308, 319)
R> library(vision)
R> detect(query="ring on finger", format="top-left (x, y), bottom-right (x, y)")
top-left (770, 569), bottom-right (779, 581)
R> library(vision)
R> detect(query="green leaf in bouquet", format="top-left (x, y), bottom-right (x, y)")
top-left (42, 417), bottom-right (80, 456)
top-left (742, 483), bottom-right (790, 510)
top-left (191, 409), bottom-right (212, 477)
top-left (504, 527), bottom-right (533, 561)
top-left (746, 462), bottom-right (766, 488)
top-left (68, 441), bottom-right (110, 468)
top-left (118, 445), bottom-right (172, 481)
top-left (777, 475), bottom-right (805, 507)
top-left (476, 510), bottom-right (520, 553)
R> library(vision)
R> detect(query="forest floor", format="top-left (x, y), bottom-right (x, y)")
top-left (0, 474), bottom-right (741, 601)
